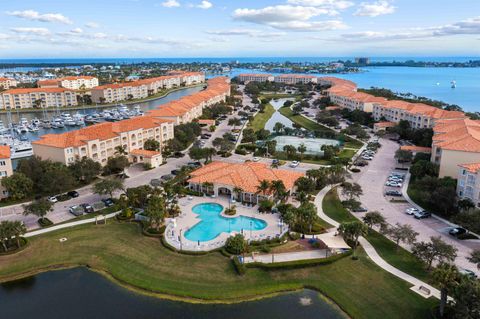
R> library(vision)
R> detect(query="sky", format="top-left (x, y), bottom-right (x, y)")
top-left (0, 0), bottom-right (479, 58)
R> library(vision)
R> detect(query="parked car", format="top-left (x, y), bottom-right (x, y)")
top-left (200, 134), bottom-right (209, 140)
top-left (272, 159), bottom-right (280, 165)
top-left (80, 203), bottom-right (94, 213)
top-left (459, 269), bottom-right (477, 279)
top-left (171, 169), bottom-right (180, 176)
top-left (160, 174), bottom-right (174, 182)
top-left (449, 227), bottom-right (467, 237)
top-left (150, 178), bottom-right (162, 187)
top-left (69, 205), bottom-right (84, 216)
top-left (385, 190), bottom-right (402, 197)
top-left (48, 196), bottom-right (58, 203)
top-left (67, 191), bottom-right (79, 198)
top-left (252, 157), bottom-right (260, 162)
top-left (290, 161), bottom-right (300, 168)
top-left (352, 206), bottom-right (368, 213)
top-left (187, 161), bottom-right (202, 168)
top-left (385, 181), bottom-right (402, 187)
top-left (362, 155), bottom-right (373, 160)
top-left (101, 198), bottom-right (114, 207)
top-left (173, 151), bottom-right (185, 158)
top-left (414, 211), bottom-right (431, 219)
top-left (405, 208), bottom-right (421, 215)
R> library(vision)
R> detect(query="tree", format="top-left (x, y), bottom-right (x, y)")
top-left (412, 236), bottom-right (458, 270)
top-left (283, 145), bottom-right (297, 159)
top-left (362, 211), bottom-right (386, 233)
top-left (93, 178), bottom-right (124, 198)
top-left (433, 263), bottom-right (459, 318)
top-left (395, 149), bottom-right (413, 164)
top-left (341, 182), bottom-right (363, 201)
top-left (338, 221), bottom-right (367, 258)
top-left (297, 143), bottom-right (307, 160)
top-left (273, 122), bottom-right (285, 135)
top-left (269, 180), bottom-right (286, 202)
top-left (451, 275), bottom-right (480, 319)
top-left (126, 185), bottom-right (153, 208)
top-left (114, 145), bottom-right (128, 156)
top-left (1, 173), bottom-right (33, 200)
top-left (258, 199), bottom-right (274, 213)
top-left (103, 156), bottom-right (129, 175)
top-left (228, 117), bottom-right (242, 130)
top-left (294, 176), bottom-right (316, 193)
top-left (256, 129), bottom-right (270, 141)
top-left (11, 221), bottom-right (26, 248)
top-left (144, 138), bottom-right (160, 151)
top-left (256, 180), bottom-right (270, 196)
top-left (385, 223), bottom-right (418, 251)
top-left (233, 186), bottom-right (244, 202)
top-left (23, 198), bottom-right (53, 223)
top-left (69, 158), bottom-right (101, 183)
top-left (468, 250), bottom-right (480, 270)
top-left (225, 234), bottom-right (247, 255)
top-left (298, 202), bottom-right (317, 233)
top-left (265, 140), bottom-right (277, 156)
top-left (144, 195), bottom-right (165, 230)
top-left (0, 221), bottom-right (15, 251)
top-left (458, 198), bottom-right (475, 212)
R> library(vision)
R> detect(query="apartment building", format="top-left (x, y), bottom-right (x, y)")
top-left (318, 77), bottom-right (357, 90)
top-left (38, 76), bottom-right (99, 90)
top-left (431, 118), bottom-right (480, 178)
top-left (0, 146), bottom-right (13, 199)
top-left (372, 100), bottom-right (465, 129)
top-left (273, 74), bottom-right (318, 84)
top-left (91, 72), bottom-right (205, 103)
top-left (0, 77), bottom-right (18, 90)
top-left (238, 74), bottom-right (274, 83)
top-left (0, 88), bottom-right (78, 109)
top-left (457, 163), bottom-right (480, 207)
top-left (327, 86), bottom-right (386, 112)
top-left (32, 116), bottom-right (174, 167)
top-left (147, 77), bottom-right (231, 124)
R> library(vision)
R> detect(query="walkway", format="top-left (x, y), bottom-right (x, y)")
top-left (314, 185), bottom-right (442, 300)
top-left (243, 250), bottom-right (329, 264)
top-left (24, 212), bottom-right (119, 238)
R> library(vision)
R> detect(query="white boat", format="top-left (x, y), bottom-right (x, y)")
top-left (118, 105), bottom-right (129, 113)
top-left (19, 118), bottom-right (29, 126)
top-left (451, 80), bottom-right (456, 88)
top-left (31, 118), bottom-right (41, 126)
top-left (65, 119), bottom-right (76, 126)
top-left (10, 141), bottom-right (34, 159)
top-left (61, 113), bottom-right (73, 120)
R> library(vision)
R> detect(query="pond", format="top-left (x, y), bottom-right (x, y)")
top-left (265, 98), bottom-right (294, 131)
top-left (0, 267), bottom-right (348, 319)
top-left (273, 135), bottom-right (341, 155)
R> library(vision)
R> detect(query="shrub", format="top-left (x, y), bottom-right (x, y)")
top-left (235, 148), bottom-right (247, 155)
top-left (38, 218), bottom-right (53, 227)
top-left (350, 168), bottom-right (361, 173)
top-left (289, 232), bottom-right (301, 240)
top-left (225, 234), bottom-right (247, 254)
top-left (232, 255), bottom-right (246, 275)
top-left (143, 163), bottom-right (153, 170)
top-left (224, 205), bottom-right (236, 216)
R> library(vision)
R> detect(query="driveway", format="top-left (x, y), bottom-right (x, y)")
top-left (351, 138), bottom-right (480, 274)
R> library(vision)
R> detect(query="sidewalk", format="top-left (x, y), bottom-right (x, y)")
top-left (314, 185), bottom-right (441, 300)
top-left (243, 250), bottom-right (329, 264)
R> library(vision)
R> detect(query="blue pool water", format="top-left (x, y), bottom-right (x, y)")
top-left (184, 203), bottom-right (267, 242)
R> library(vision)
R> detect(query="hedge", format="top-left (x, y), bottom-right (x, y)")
top-left (246, 250), bottom-right (352, 270)
top-left (0, 237), bottom-right (29, 256)
top-left (38, 218), bottom-right (53, 227)
top-left (232, 255), bottom-right (246, 275)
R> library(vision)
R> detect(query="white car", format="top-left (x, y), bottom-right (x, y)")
top-left (385, 181), bottom-right (402, 187)
top-left (48, 196), bottom-right (58, 203)
top-left (290, 161), bottom-right (300, 168)
top-left (252, 157), bottom-right (260, 162)
top-left (362, 156), bottom-right (373, 160)
top-left (405, 208), bottom-right (420, 215)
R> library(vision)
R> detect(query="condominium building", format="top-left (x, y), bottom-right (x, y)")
top-left (0, 88), bottom-right (78, 109)
top-left (457, 163), bottom-right (480, 207)
top-left (32, 116), bottom-right (174, 166)
top-left (327, 86), bottom-right (386, 112)
top-left (0, 146), bottom-right (13, 199)
top-left (0, 77), bottom-right (18, 90)
top-left (431, 118), bottom-right (480, 178)
top-left (273, 74), bottom-right (318, 84)
top-left (38, 76), bottom-right (99, 90)
top-left (238, 74), bottom-right (274, 83)
top-left (372, 100), bottom-right (465, 129)
top-left (91, 72), bottom-right (205, 103)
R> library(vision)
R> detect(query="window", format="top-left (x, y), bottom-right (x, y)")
top-left (0, 160), bottom-right (5, 166)
top-left (0, 171), bottom-right (6, 177)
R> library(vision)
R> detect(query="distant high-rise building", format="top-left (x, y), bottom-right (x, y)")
top-left (355, 57), bottom-right (370, 65)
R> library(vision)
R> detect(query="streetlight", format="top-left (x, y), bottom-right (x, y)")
top-left (179, 228), bottom-right (183, 251)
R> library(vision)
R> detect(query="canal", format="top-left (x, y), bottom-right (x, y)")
top-left (0, 268), bottom-right (347, 319)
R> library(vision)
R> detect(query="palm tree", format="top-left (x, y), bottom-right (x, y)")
top-left (202, 182), bottom-right (214, 195)
top-left (0, 221), bottom-right (13, 251)
top-left (338, 221), bottom-right (368, 259)
top-left (273, 122), bottom-right (285, 135)
top-left (265, 140), bottom-right (277, 157)
top-left (295, 191), bottom-right (309, 205)
top-left (256, 180), bottom-right (270, 197)
top-left (11, 221), bottom-right (26, 248)
top-left (297, 143), bottom-right (307, 160)
top-left (270, 180), bottom-right (286, 202)
top-left (233, 186), bottom-right (244, 202)
top-left (228, 117), bottom-right (242, 130)
top-left (115, 145), bottom-right (127, 156)
top-left (433, 263), bottom-right (459, 318)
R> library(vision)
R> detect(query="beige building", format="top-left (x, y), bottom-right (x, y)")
top-left (457, 163), bottom-right (480, 207)
top-left (130, 149), bottom-right (163, 168)
top-left (238, 74), bottom-right (274, 83)
top-left (273, 74), bottom-right (318, 84)
top-left (0, 88), bottom-right (78, 109)
top-left (32, 116), bottom-right (174, 166)
top-left (327, 86), bottom-right (386, 112)
top-left (0, 146), bottom-right (13, 199)
top-left (91, 72), bottom-right (205, 103)
top-left (431, 118), bottom-right (480, 178)
top-left (38, 76), bottom-right (99, 90)
top-left (0, 77), bottom-right (18, 90)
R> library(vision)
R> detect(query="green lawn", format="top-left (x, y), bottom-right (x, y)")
top-left (0, 221), bottom-right (435, 318)
top-left (322, 187), bottom-right (434, 284)
top-left (248, 103), bottom-right (275, 132)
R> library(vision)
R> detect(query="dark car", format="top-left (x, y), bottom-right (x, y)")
top-left (102, 198), bottom-right (114, 207)
top-left (272, 159), bottom-right (280, 165)
top-left (449, 227), bottom-right (467, 237)
top-left (352, 207), bottom-right (368, 213)
top-left (171, 169), bottom-right (180, 176)
top-left (187, 161), bottom-right (202, 168)
top-left (160, 174), bottom-right (174, 182)
top-left (80, 203), bottom-right (94, 213)
top-left (173, 151), bottom-right (185, 158)
top-left (414, 211), bottom-right (432, 219)
top-left (200, 134), bottom-right (210, 140)
top-left (385, 190), bottom-right (402, 197)
top-left (150, 178), bottom-right (162, 187)
top-left (67, 191), bottom-right (79, 198)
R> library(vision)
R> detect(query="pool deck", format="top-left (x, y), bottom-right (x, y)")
top-left (164, 196), bottom-right (286, 252)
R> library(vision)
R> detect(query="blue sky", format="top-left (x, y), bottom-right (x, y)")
top-left (0, 0), bottom-right (479, 58)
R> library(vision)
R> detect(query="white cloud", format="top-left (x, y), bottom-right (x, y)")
top-left (287, 0), bottom-right (354, 10)
top-left (233, 5), bottom-right (346, 31)
top-left (10, 27), bottom-right (51, 36)
top-left (85, 22), bottom-right (100, 28)
top-left (70, 28), bottom-right (83, 34)
top-left (205, 28), bottom-right (287, 37)
top-left (340, 16), bottom-right (480, 41)
top-left (6, 10), bottom-right (73, 24)
top-left (162, 0), bottom-right (181, 7)
top-left (354, 1), bottom-right (396, 17)
top-left (197, 1), bottom-right (212, 9)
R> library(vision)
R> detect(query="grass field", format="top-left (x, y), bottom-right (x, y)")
top-left (322, 187), bottom-right (433, 284)
top-left (0, 221), bottom-right (435, 318)
top-left (248, 103), bottom-right (275, 132)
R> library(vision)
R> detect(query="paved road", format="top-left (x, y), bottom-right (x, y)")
top-left (351, 138), bottom-right (480, 274)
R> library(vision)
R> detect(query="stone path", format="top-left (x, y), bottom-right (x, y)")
top-left (314, 185), bottom-right (441, 300)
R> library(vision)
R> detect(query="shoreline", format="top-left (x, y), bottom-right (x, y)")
top-left (0, 83), bottom-right (205, 114)
top-left (0, 262), bottom-right (349, 317)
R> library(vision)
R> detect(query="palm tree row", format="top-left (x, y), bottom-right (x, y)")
top-left (256, 179), bottom-right (287, 203)
top-left (0, 220), bottom-right (27, 252)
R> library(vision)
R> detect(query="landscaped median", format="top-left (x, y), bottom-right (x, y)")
top-left (0, 220), bottom-right (435, 318)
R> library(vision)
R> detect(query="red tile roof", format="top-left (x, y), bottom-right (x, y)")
top-left (130, 149), bottom-right (161, 157)
top-left (459, 163), bottom-right (480, 173)
top-left (433, 118), bottom-right (480, 152)
top-left (400, 145), bottom-right (432, 153)
top-left (0, 145), bottom-right (11, 159)
top-left (3, 87), bottom-right (75, 94)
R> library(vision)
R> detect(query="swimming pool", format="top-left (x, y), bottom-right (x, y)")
top-left (184, 203), bottom-right (267, 242)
